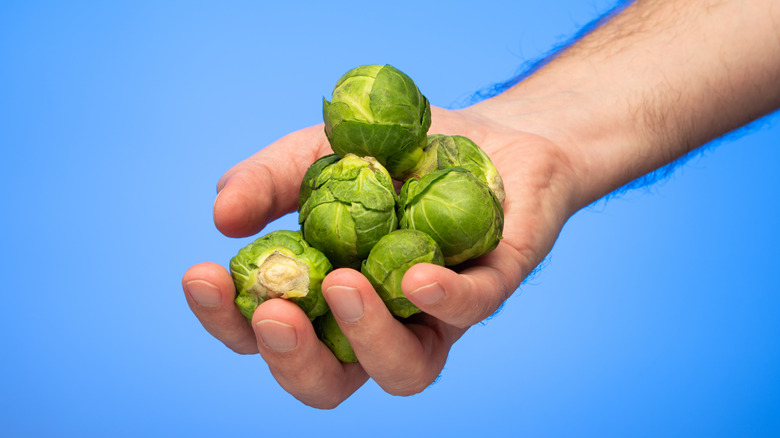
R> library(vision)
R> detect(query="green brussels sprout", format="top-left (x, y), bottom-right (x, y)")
top-left (299, 153), bottom-right (398, 269)
top-left (398, 168), bottom-right (503, 266)
top-left (298, 153), bottom-right (340, 210)
top-left (230, 230), bottom-right (331, 321)
top-left (314, 311), bottom-right (357, 363)
top-left (322, 64), bottom-right (432, 180)
top-left (410, 134), bottom-right (506, 204)
top-left (361, 229), bottom-right (445, 318)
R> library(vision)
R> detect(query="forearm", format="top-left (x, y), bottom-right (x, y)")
top-left (471, 0), bottom-right (780, 206)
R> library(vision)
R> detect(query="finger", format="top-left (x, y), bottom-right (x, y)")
top-left (213, 124), bottom-right (332, 238)
top-left (322, 269), bottom-right (465, 396)
top-left (251, 298), bottom-right (368, 409)
top-left (401, 242), bottom-right (526, 328)
top-left (182, 262), bottom-right (259, 354)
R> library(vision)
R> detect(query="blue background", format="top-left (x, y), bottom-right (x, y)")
top-left (2, 1), bottom-right (779, 436)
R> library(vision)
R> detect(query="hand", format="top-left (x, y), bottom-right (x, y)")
top-left (186, 0), bottom-right (780, 410)
top-left (182, 105), bottom-right (581, 408)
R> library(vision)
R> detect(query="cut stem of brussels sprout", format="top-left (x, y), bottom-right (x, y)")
top-left (255, 251), bottom-right (310, 299)
top-left (231, 230), bottom-right (331, 321)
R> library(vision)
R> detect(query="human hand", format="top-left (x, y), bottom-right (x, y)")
top-left (182, 105), bottom-right (582, 408)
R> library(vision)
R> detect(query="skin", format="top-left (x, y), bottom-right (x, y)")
top-left (182, 0), bottom-right (780, 409)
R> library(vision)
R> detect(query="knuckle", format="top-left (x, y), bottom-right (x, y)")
top-left (305, 398), bottom-right (343, 410)
top-left (381, 365), bottom-right (435, 397)
top-left (384, 377), bottom-right (430, 397)
top-left (228, 342), bottom-right (260, 355)
top-left (444, 284), bottom-right (498, 328)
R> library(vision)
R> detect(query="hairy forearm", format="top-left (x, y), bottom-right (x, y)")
top-left (472, 0), bottom-right (780, 205)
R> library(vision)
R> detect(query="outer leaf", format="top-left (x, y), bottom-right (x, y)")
top-left (301, 199), bottom-right (359, 269)
top-left (326, 120), bottom-right (425, 179)
top-left (299, 154), bottom-right (340, 210)
top-left (361, 229), bottom-right (444, 318)
top-left (409, 134), bottom-right (506, 204)
top-left (322, 64), bottom-right (431, 179)
top-left (371, 66), bottom-right (424, 126)
top-left (299, 154), bottom-right (398, 269)
top-left (314, 311), bottom-right (357, 363)
top-left (398, 168), bottom-right (503, 266)
top-left (352, 203), bottom-right (398, 262)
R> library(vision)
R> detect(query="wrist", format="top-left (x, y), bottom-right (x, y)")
top-left (465, 87), bottom-right (637, 210)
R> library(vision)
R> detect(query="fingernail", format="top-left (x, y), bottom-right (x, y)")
top-left (409, 282), bottom-right (445, 306)
top-left (185, 280), bottom-right (222, 308)
top-left (325, 286), bottom-right (364, 323)
top-left (256, 320), bottom-right (297, 352)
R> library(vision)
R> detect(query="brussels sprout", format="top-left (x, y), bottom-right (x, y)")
top-left (322, 64), bottom-right (432, 180)
top-left (298, 153), bottom-right (340, 210)
top-left (410, 135), bottom-right (506, 204)
top-left (361, 229), bottom-right (444, 318)
top-left (299, 153), bottom-right (398, 269)
top-left (230, 230), bottom-right (331, 321)
top-left (398, 168), bottom-right (503, 266)
top-left (314, 311), bottom-right (357, 363)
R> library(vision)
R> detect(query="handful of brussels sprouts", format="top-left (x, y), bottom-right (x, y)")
top-left (230, 64), bottom-right (504, 362)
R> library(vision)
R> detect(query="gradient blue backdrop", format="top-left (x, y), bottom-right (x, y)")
top-left (2, 1), bottom-right (779, 437)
